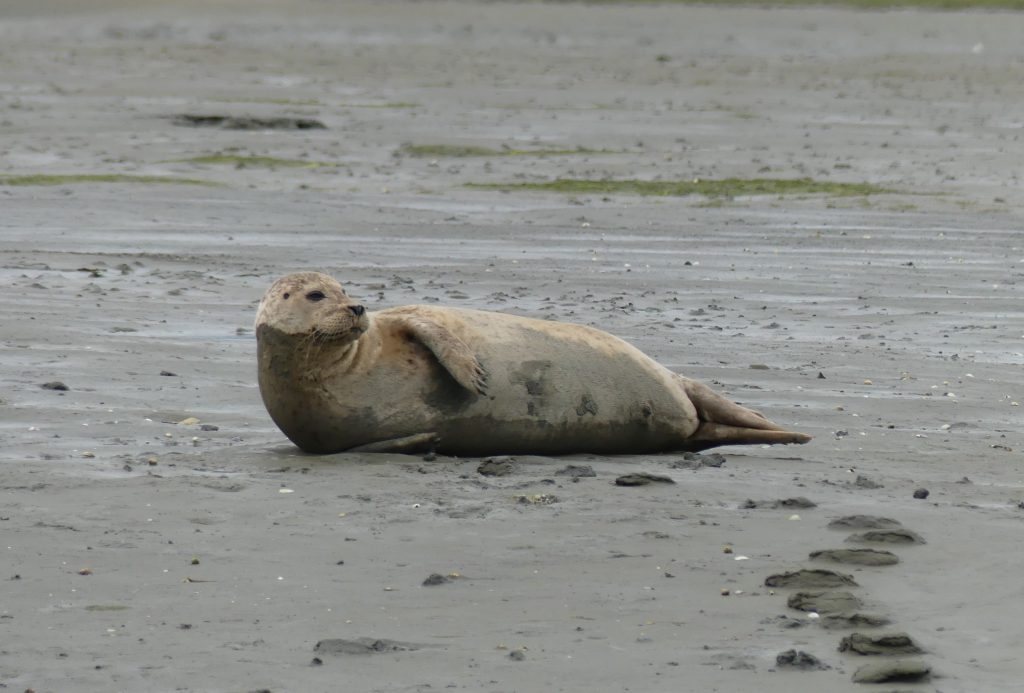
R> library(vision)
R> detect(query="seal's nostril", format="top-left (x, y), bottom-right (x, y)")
top-left (349, 305), bottom-right (365, 316)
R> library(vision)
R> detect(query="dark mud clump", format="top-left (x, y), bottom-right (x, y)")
top-left (741, 497), bottom-right (816, 509)
top-left (172, 114), bottom-right (326, 130)
top-left (819, 613), bottom-right (892, 630)
top-left (765, 569), bottom-right (858, 589)
top-left (809, 548), bottom-right (899, 566)
top-left (670, 451), bottom-right (726, 469)
top-left (775, 649), bottom-right (830, 670)
top-left (846, 529), bottom-right (926, 545)
top-left (839, 632), bottom-right (924, 656)
top-left (477, 458), bottom-right (516, 477)
top-left (615, 472), bottom-right (675, 486)
top-left (828, 515), bottom-right (902, 530)
top-left (554, 464), bottom-right (596, 478)
top-left (314, 638), bottom-right (422, 655)
top-left (851, 659), bottom-right (930, 683)
top-left (761, 614), bottom-right (808, 629)
top-left (787, 591), bottom-right (862, 614)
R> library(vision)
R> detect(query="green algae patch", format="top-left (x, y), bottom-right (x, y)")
top-left (173, 155), bottom-right (336, 169)
top-left (0, 174), bottom-right (219, 187)
top-left (468, 177), bottom-right (894, 198)
top-left (399, 144), bottom-right (610, 158)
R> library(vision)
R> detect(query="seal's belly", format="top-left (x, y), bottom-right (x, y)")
top-left (433, 328), bottom-right (698, 455)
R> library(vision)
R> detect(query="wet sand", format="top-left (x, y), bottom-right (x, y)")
top-left (1, 2), bottom-right (1022, 691)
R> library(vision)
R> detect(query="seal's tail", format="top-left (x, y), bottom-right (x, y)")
top-left (678, 376), bottom-right (812, 451)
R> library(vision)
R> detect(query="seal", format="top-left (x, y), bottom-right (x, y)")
top-left (255, 271), bottom-right (812, 456)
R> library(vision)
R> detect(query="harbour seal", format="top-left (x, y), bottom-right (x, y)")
top-left (255, 271), bottom-right (812, 456)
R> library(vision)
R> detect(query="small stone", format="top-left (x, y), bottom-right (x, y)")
top-left (200, 424), bottom-right (219, 432)
top-left (422, 573), bottom-right (449, 586)
top-left (41, 381), bottom-right (69, 391)
top-left (508, 650), bottom-right (525, 661)
top-left (159, 370), bottom-right (178, 377)
top-left (912, 488), bottom-right (929, 499)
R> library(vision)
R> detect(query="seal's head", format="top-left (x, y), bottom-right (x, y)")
top-left (255, 271), bottom-right (369, 345)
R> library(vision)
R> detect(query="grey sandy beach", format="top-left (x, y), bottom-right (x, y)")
top-left (1, 1), bottom-right (1022, 691)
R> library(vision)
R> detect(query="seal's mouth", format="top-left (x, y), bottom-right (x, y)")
top-left (313, 325), bottom-right (365, 343)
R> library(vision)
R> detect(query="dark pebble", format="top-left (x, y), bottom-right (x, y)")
top-left (508, 650), bottom-right (525, 661)
top-left (40, 381), bottom-right (69, 391)
top-left (159, 370), bottom-right (177, 377)
top-left (200, 424), bottom-right (219, 432)
top-left (913, 488), bottom-right (929, 499)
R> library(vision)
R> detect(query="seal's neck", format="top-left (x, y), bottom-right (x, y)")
top-left (320, 314), bottom-right (381, 374)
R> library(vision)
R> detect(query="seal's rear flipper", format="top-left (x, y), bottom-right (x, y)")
top-left (347, 432), bottom-right (439, 454)
top-left (681, 423), bottom-right (812, 452)
top-left (678, 376), bottom-right (812, 450)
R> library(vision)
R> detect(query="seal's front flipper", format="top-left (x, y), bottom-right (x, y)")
top-left (347, 432), bottom-right (440, 454)
top-left (404, 316), bottom-right (487, 395)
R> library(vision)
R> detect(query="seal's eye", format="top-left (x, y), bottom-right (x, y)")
top-left (306, 290), bottom-right (326, 302)
top-left (282, 292), bottom-right (290, 300)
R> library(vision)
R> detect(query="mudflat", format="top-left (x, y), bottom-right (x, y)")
top-left (1, 2), bottom-right (1021, 691)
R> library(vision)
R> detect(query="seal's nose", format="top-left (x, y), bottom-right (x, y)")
top-left (348, 305), bottom-right (366, 317)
